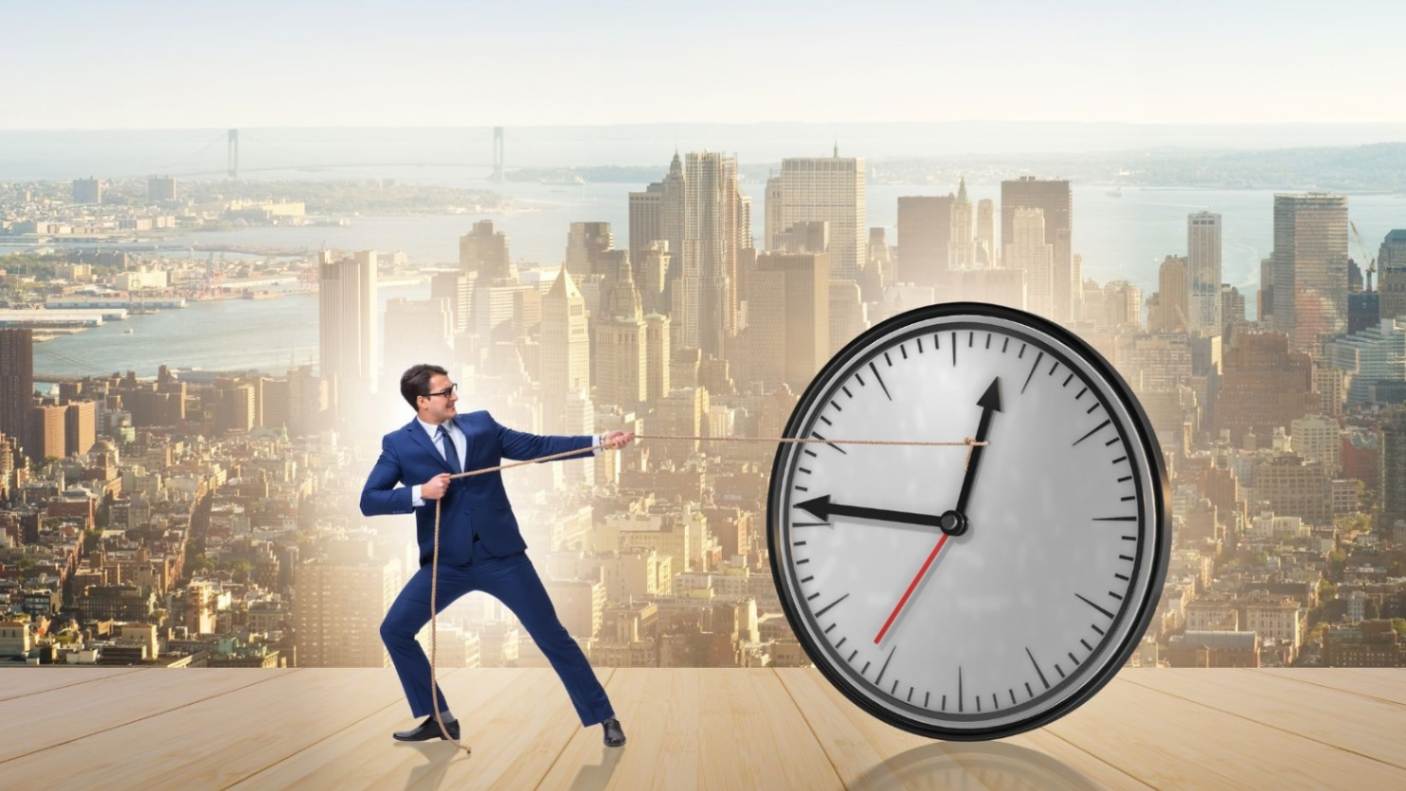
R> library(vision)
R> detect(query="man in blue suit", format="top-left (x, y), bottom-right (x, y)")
top-left (360, 364), bottom-right (632, 746)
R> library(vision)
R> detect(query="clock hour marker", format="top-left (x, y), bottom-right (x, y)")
top-left (1075, 386), bottom-right (1087, 399)
top-left (1072, 419), bottom-right (1111, 446)
top-left (1062, 372), bottom-right (1074, 387)
top-left (916, 336), bottom-right (924, 353)
top-left (814, 593), bottom-right (850, 617)
top-left (1021, 351), bottom-right (1044, 393)
top-left (900, 344), bottom-right (908, 359)
top-left (875, 645), bottom-right (896, 685)
top-left (869, 361), bottom-right (893, 401)
top-left (951, 331), bottom-right (957, 365)
top-left (985, 333), bottom-right (992, 349)
top-left (968, 331), bottom-right (973, 347)
top-left (1094, 516), bottom-right (1137, 522)
top-left (1026, 647), bottom-right (1050, 689)
top-left (812, 432), bottom-right (847, 455)
top-left (884, 351), bottom-right (893, 366)
top-left (1002, 337), bottom-right (1010, 353)
top-left (958, 665), bottom-right (964, 712)
top-left (1076, 592), bottom-right (1115, 618)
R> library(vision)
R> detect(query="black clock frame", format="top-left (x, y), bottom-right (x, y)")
top-left (766, 301), bottom-right (1172, 741)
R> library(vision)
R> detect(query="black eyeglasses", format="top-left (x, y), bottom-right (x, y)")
top-left (424, 382), bottom-right (458, 399)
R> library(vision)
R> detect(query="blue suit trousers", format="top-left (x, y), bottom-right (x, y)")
top-left (378, 544), bottom-right (615, 726)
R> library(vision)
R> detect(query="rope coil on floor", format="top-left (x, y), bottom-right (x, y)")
top-left (426, 433), bottom-right (986, 750)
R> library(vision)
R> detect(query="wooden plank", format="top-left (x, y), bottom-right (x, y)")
top-left (776, 667), bottom-right (1150, 790)
top-left (1126, 669), bottom-right (1406, 769)
top-left (227, 668), bottom-right (492, 791)
top-left (0, 668), bottom-right (404, 789)
top-left (0, 666), bottom-right (150, 702)
top-left (1262, 669), bottom-right (1406, 706)
top-left (432, 667), bottom-right (607, 790)
top-left (0, 667), bottom-right (289, 762)
top-left (537, 668), bottom-right (843, 790)
top-left (1046, 675), bottom-right (1406, 789)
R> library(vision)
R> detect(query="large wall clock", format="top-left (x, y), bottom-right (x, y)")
top-left (768, 302), bottom-right (1170, 740)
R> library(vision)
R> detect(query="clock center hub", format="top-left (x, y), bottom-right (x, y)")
top-left (938, 509), bottom-right (968, 536)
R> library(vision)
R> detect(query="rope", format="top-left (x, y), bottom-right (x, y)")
top-left (424, 432), bottom-right (984, 750)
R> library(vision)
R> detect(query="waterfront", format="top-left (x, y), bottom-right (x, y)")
top-left (22, 180), bottom-right (1406, 379)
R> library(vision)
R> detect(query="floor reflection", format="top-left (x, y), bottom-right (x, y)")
top-left (850, 740), bottom-right (1099, 791)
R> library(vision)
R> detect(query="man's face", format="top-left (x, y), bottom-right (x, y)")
top-left (418, 372), bottom-right (458, 422)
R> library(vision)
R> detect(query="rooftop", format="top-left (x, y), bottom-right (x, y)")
top-left (1, 667), bottom-right (1403, 788)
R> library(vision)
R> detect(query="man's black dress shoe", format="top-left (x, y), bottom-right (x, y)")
top-left (602, 717), bottom-right (626, 747)
top-left (393, 715), bottom-right (460, 742)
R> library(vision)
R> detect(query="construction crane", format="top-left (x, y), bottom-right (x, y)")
top-left (1350, 221), bottom-right (1377, 292)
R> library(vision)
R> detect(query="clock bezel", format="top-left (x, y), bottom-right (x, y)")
top-left (766, 301), bottom-right (1171, 741)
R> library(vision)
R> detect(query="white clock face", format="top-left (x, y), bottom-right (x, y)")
top-left (769, 304), bottom-right (1169, 739)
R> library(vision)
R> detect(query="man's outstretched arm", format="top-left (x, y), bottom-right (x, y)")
top-left (360, 436), bottom-right (415, 516)
top-left (494, 411), bottom-right (597, 462)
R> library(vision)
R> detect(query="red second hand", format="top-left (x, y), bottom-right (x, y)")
top-left (873, 532), bottom-right (950, 644)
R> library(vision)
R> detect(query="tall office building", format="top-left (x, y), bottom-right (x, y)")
top-left (950, 178), bottom-right (975, 270)
top-left (896, 195), bottom-right (953, 287)
top-left (459, 220), bottom-right (513, 281)
top-left (0, 329), bottom-right (33, 452)
top-left (565, 221), bottom-right (614, 278)
top-left (1003, 208), bottom-right (1054, 318)
top-left (644, 314), bottom-right (672, 403)
top-left (660, 152), bottom-right (688, 302)
top-left (293, 540), bottom-right (399, 667)
top-left (541, 267), bottom-right (591, 433)
top-left (64, 401), bottom-right (96, 457)
top-left (683, 151), bottom-right (741, 356)
top-left (1380, 230), bottom-right (1406, 321)
top-left (429, 271), bottom-right (473, 335)
top-left (595, 256), bottom-right (649, 409)
top-left (976, 198), bottom-right (996, 267)
top-left (1152, 255), bottom-right (1190, 334)
top-left (1382, 407), bottom-right (1406, 538)
top-left (628, 184), bottom-right (663, 273)
top-left (28, 404), bottom-right (66, 461)
top-left (637, 241), bottom-right (670, 315)
top-left (317, 250), bottom-right (378, 404)
top-left (1269, 193), bottom-right (1349, 356)
top-left (1188, 212), bottom-right (1223, 337)
top-left (764, 175), bottom-right (784, 251)
top-left (1002, 178), bottom-right (1073, 320)
top-left (748, 252), bottom-right (830, 391)
top-left (776, 153), bottom-right (865, 281)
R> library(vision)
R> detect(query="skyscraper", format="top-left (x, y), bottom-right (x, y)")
top-left (1152, 255), bottom-right (1189, 334)
top-left (976, 198), bottom-right (996, 268)
top-left (683, 151), bottom-right (741, 356)
top-left (896, 195), bottom-right (953, 287)
top-left (950, 178), bottom-right (975, 270)
top-left (1187, 212), bottom-right (1223, 337)
top-left (595, 256), bottom-right (648, 409)
top-left (429, 271), bottom-right (473, 336)
top-left (1002, 178), bottom-right (1073, 320)
top-left (1003, 208), bottom-right (1054, 318)
top-left (317, 250), bottom-right (378, 405)
top-left (776, 153), bottom-right (865, 281)
top-left (628, 183), bottom-right (663, 272)
top-left (1379, 229), bottom-right (1406, 321)
top-left (1270, 193), bottom-right (1349, 356)
top-left (1382, 407), bottom-right (1406, 539)
top-left (748, 252), bottom-right (830, 391)
top-left (0, 329), bottom-right (33, 452)
top-left (565, 222), bottom-right (613, 278)
top-left (459, 220), bottom-right (513, 281)
top-left (541, 267), bottom-right (591, 434)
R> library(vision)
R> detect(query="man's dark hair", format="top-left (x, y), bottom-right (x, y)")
top-left (400, 364), bottom-right (448, 410)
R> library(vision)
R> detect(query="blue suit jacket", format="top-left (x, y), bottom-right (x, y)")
top-left (359, 410), bottom-right (594, 566)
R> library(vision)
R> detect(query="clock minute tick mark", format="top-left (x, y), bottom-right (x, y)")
top-left (869, 361), bottom-right (893, 401)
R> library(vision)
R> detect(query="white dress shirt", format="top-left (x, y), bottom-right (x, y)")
top-left (410, 416), bottom-right (605, 507)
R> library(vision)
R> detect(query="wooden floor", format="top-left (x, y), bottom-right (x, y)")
top-left (1, 667), bottom-right (1404, 789)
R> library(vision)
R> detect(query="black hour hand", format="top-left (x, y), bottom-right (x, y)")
top-left (796, 495), bottom-right (944, 530)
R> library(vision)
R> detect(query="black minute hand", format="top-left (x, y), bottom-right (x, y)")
top-left (796, 495), bottom-right (943, 529)
top-left (954, 377), bottom-right (1002, 516)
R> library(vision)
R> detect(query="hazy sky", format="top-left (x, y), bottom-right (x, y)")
top-left (3, 1), bottom-right (1402, 129)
